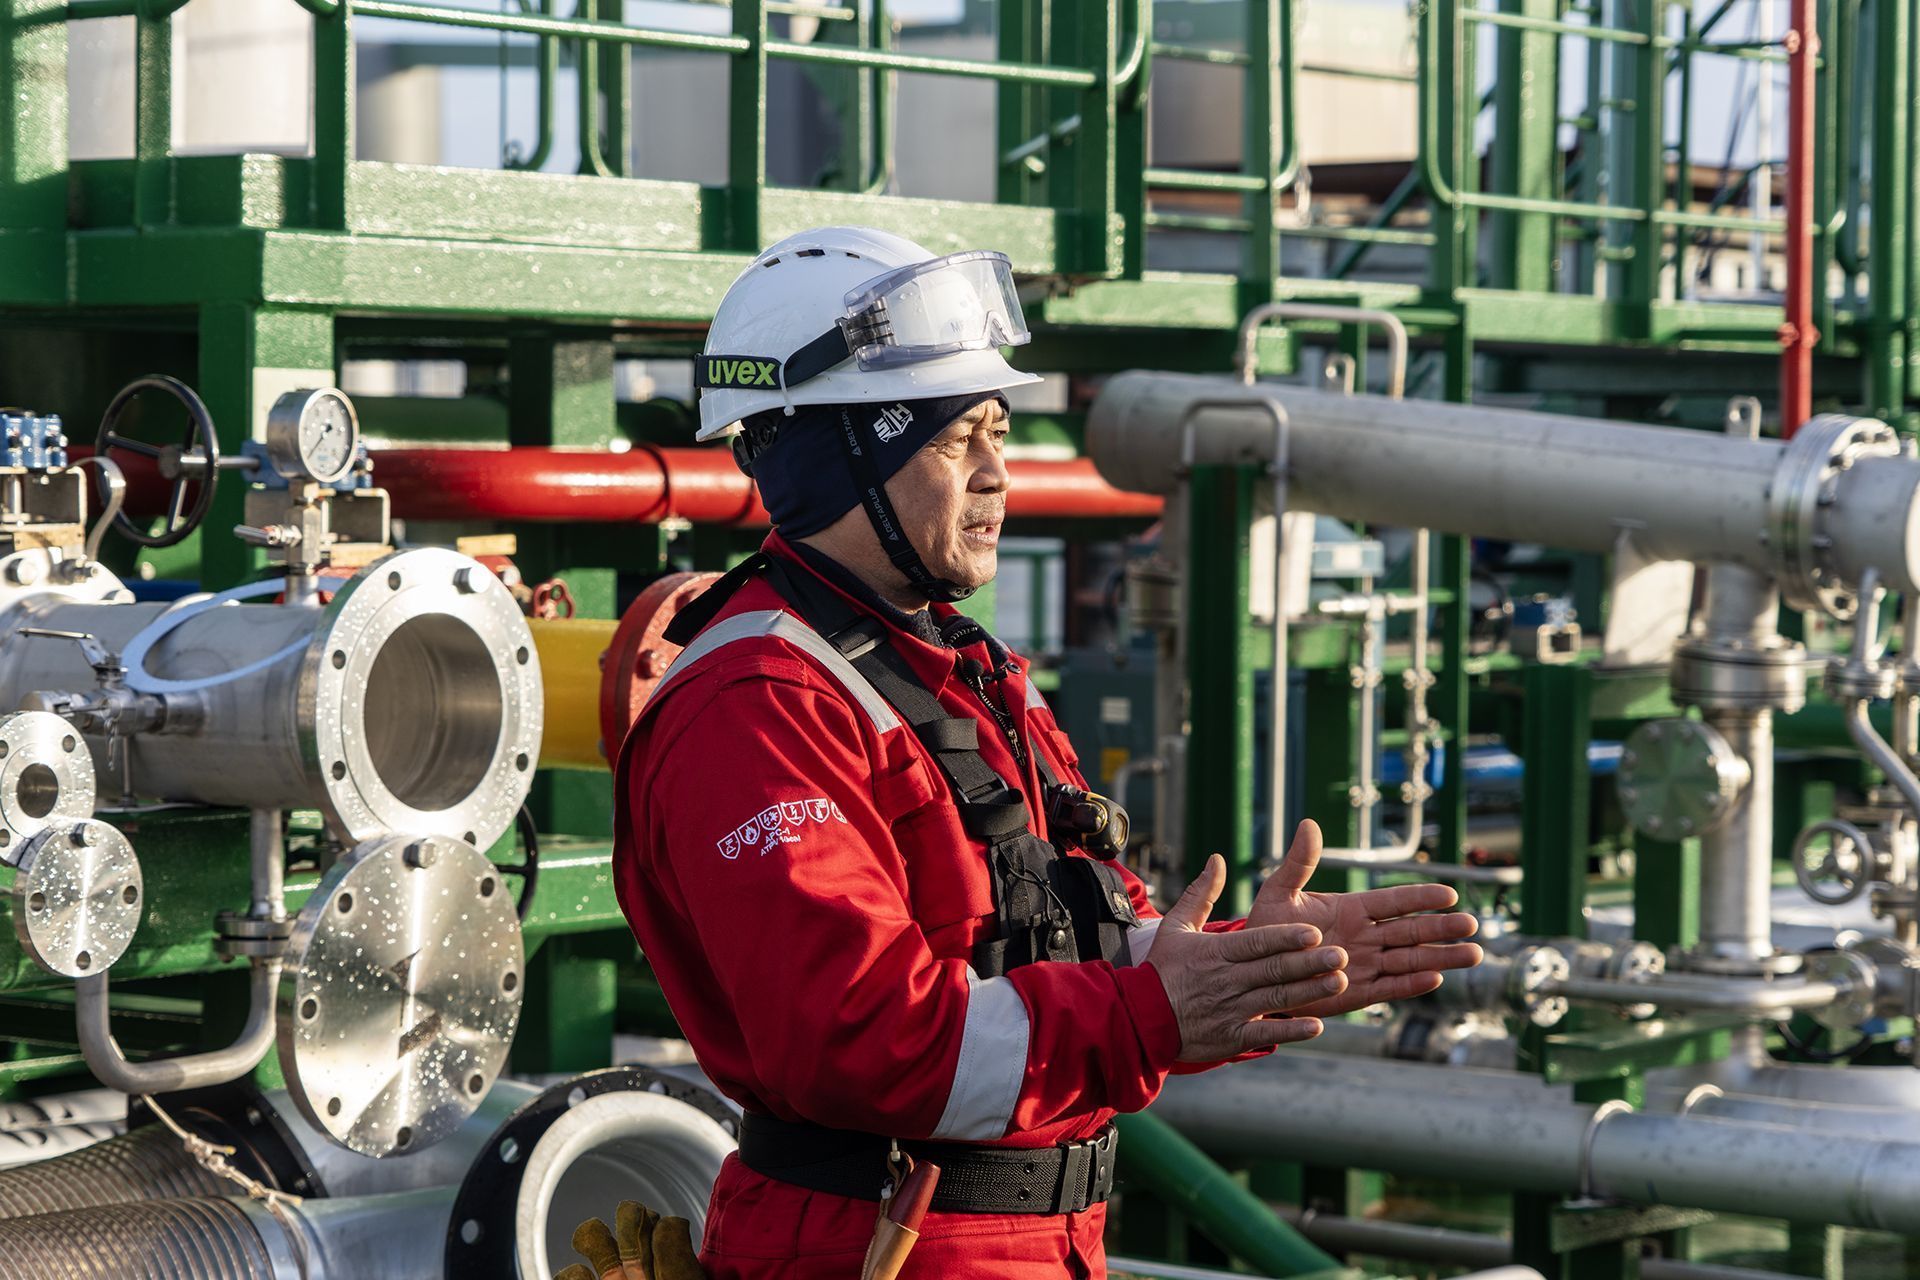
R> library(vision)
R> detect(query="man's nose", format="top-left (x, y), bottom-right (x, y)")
top-left (972, 442), bottom-right (1011, 493)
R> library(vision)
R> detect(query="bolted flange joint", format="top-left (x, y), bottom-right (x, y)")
top-left (215, 910), bottom-right (294, 961)
top-left (1670, 635), bottom-right (1809, 713)
top-left (1826, 653), bottom-right (1900, 703)
top-left (1764, 413), bottom-right (1903, 621)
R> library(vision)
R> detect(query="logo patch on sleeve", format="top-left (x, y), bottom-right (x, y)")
top-left (716, 796), bottom-right (849, 859)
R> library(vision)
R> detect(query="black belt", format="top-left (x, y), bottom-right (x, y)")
top-left (736, 1113), bottom-right (1118, 1216)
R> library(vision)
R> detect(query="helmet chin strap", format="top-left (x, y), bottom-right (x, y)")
top-left (836, 407), bottom-right (976, 605)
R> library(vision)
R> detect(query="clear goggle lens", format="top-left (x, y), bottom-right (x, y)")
top-left (841, 251), bottom-right (1030, 370)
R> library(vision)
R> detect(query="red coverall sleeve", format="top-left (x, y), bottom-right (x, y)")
top-left (646, 666), bottom-right (1183, 1141)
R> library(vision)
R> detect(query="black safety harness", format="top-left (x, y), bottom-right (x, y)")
top-left (660, 553), bottom-right (1137, 1215)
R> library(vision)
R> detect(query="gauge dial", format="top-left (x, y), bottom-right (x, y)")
top-left (267, 388), bottom-right (361, 484)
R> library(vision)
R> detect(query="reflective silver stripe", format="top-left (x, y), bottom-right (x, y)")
top-left (647, 610), bottom-right (902, 733)
top-left (1024, 678), bottom-right (1048, 712)
top-left (1127, 919), bottom-right (1163, 966)
top-left (931, 969), bottom-right (1031, 1141)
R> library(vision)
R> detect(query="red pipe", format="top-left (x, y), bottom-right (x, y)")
top-left (371, 447), bottom-right (1163, 523)
top-left (107, 447), bottom-right (1163, 524)
top-left (375, 447), bottom-right (772, 524)
top-left (1780, 0), bottom-right (1818, 437)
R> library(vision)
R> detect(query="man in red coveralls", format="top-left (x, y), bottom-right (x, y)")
top-left (613, 227), bottom-right (1482, 1279)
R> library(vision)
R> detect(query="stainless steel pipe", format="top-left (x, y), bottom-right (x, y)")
top-left (74, 960), bottom-right (282, 1096)
top-left (0, 548), bottom-right (539, 849)
top-left (1277, 1208), bottom-right (1819, 1280)
top-left (1151, 1054), bottom-right (1920, 1232)
top-left (1088, 376), bottom-right (1920, 599)
top-left (1549, 971), bottom-right (1841, 1016)
top-left (1698, 710), bottom-right (1777, 965)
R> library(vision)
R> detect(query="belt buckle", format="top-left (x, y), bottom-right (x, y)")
top-left (1056, 1125), bottom-right (1118, 1213)
top-left (1088, 1126), bottom-right (1117, 1204)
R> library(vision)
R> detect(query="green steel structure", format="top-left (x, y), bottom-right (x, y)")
top-left (1, 1), bottom-right (1918, 1277)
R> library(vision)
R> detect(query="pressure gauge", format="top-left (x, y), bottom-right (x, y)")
top-left (266, 388), bottom-right (361, 484)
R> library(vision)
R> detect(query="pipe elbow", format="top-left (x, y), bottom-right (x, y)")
top-left (77, 961), bottom-right (281, 1096)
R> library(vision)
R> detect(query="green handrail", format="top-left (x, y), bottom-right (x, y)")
top-left (1150, 41), bottom-right (1250, 66)
top-left (1463, 7), bottom-right (1651, 45)
top-left (352, 0), bottom-right (753, 52)
top-left (504, 0), bottom-right (557, 171)
top-left (766, 38), bottom-right (1097, 86)
top-left (1114, 1111), bottom-right (1342, 1278)
top-left (1146, 169), bottom-right (1269, 193)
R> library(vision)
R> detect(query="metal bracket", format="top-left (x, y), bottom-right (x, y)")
top-left (1551, 1199), bottom-right (1715, 1253)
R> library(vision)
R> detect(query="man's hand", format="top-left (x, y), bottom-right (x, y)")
top-left (1146, 854), bottom-right (1349, 1061)
top-left (1246, 819), bottom-right (1482, 1017)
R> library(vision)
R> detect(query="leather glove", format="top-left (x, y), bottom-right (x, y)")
top-left (558, 1199), bottom-right (706, 1280)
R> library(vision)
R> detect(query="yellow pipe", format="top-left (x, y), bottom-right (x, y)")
top-left (530, 617), bottom-right (618, 771)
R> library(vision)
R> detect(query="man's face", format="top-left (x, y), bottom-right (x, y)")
top-left (883, 399), bottom-right (1011, 592)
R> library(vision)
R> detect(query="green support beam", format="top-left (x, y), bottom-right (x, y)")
top-left (1487, 0), bottom-right (1561, 293)
top-left (513, 934), bottom-right (617, 1074)
top-left (194, 305), bottom-right (334, 589)
top-left (1185, 465), bottom-right (1258, 915)
top-left (1519, 663), bottom-right (1594, 938)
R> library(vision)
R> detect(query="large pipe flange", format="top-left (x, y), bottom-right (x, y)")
top-left (443, 1066), bottom-right (737, 1280)
top-left (0, 710), bottom-right (96, 866)
top-left (1765, 413), bottom-right (1904, 620)
top-left (278, 833), bottom-right (524, 1158)
top-left (10, 818), bottom-right (141, 979)
top-left (1617, 719), bottom-right (1750, 841)
top-left (302, 547), bottom-right (543, 849)
top-left (598, 571), bottom-right (720, 765)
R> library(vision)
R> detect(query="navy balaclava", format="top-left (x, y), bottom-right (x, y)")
top-left (738, 390), bottom-right (1004, 603)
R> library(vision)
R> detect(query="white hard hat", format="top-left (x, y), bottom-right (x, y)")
top-left (695, 226), bottom-right (1042, 441)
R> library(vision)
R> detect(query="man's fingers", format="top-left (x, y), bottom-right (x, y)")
top-left (1284, 969), bottom-right (1447, 1019)
top-left (1237, 1015), bottom-right (1324, 1051)
top-left (1233, 969), bottom-right (1348, 1019)
top-left (1354, 881), bottom-right (1459, 921)
top-left (1216, 921), bottom-right (1322, 962)
top-left (1380, 942), bottom-right (1484, 976)
top-left (1264, 820), bottom-right (1325, 896)
top-left (1228, 945), bottom-right (1346, 990)
top-left (1164, 854), bottom-right (1226, 933)
top-left (1372, 910), bottom-right (1480, 948)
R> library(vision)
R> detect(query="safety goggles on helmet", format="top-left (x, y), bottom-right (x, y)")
top-left (695, 251), bottom-right (1031, 394)
top-left (838, 250), bottom-right (1029, 368)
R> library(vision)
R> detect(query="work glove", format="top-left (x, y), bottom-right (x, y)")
top-left (556, 1199), bottom-right (706, 1280)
